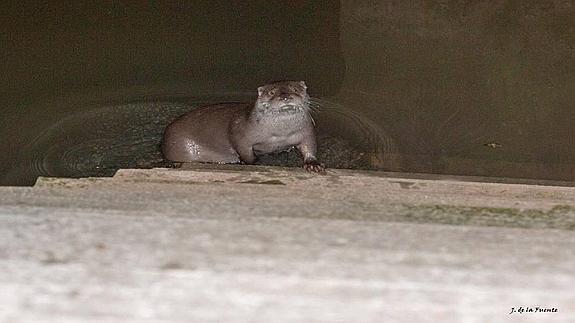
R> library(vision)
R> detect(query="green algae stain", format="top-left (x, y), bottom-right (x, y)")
top-left (239, 179), bottom-right (286, 185)
top-left (400, 204), bottom-right (575, 230)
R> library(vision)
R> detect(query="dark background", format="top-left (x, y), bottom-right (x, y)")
top-left (1, 0), bottom-right (574, 184)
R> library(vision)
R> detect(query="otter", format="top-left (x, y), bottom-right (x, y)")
top-left (161, 81), bottom-right (325, 173)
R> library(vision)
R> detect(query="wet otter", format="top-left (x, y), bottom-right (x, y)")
top-left (162, 81), bottom-right (325, 173)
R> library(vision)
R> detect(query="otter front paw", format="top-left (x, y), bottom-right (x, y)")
top-left (303, 160), bottom-right (326, 174)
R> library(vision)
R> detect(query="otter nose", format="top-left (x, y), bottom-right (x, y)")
top-left (279, 92), bottom-right (292, 101)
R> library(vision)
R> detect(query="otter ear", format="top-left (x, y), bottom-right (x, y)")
top-left (257, 86), bottom-right (266, 97)
top-left (298, 81), bottom-right (307, 90)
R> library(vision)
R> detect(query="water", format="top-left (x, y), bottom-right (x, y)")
top-left (4, 102), bottom-right (191, 185)
top-left (2, 97), bottom-right (399, 185)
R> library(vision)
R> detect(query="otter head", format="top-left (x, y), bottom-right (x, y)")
top-left (255, 81), bottom-right (309, 115)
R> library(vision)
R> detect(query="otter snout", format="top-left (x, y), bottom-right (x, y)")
top-left (256, 80), bottom-right (310, 113)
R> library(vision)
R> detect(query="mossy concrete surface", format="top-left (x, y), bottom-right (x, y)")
top-left (1, 164), bottom-right (574, 322)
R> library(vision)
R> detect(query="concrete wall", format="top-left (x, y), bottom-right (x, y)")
top-left (339, 0), bottom-right (575, 179)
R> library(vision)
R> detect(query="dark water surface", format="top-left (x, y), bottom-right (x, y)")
top-left (3, 97), bottom-right (399, 185)
top-left (2, 1), bottom-right (574, 185)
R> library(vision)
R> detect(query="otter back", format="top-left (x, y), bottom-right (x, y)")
top-left (162, 103), bottom-right (249, 163)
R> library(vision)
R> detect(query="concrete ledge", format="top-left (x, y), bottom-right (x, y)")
top-left (1, 165), bottom-right (574, 322)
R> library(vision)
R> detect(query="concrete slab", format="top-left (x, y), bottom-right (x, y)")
top-left (1, 165), bottom-right (574, 322)
top-left (21, 165), bottom-right (575, 229)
